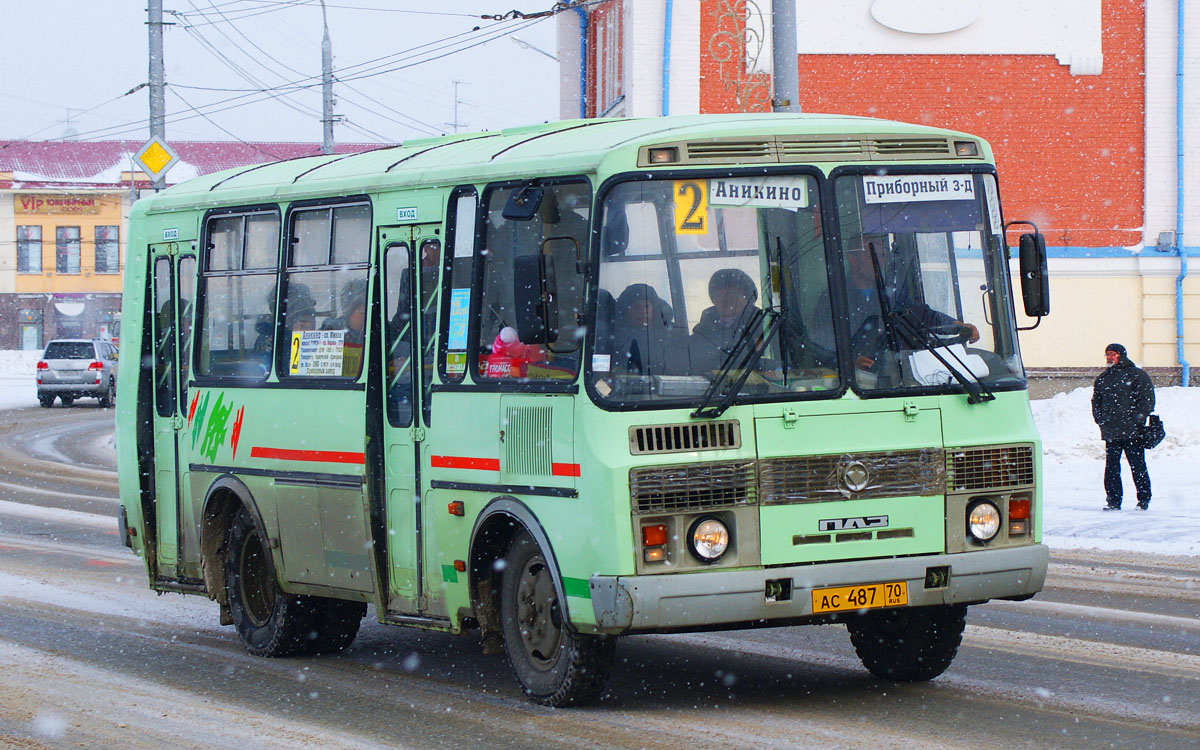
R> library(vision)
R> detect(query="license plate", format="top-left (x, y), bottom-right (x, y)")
top-left (811, 581), bottom-right (907, 613)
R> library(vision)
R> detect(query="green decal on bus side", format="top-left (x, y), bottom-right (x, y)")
top-left (199, 392), bottom-right (234, 462)
top-left (561, 577), bottom-right (590, 599)
top-left (441, 564), bottom-right (459, 584)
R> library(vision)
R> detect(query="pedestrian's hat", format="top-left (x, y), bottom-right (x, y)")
top-left (1105, 342), bottom-right (1126, 357)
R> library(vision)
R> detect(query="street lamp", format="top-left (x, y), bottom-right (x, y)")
top-left (510, 36), bottom-right (557, 61)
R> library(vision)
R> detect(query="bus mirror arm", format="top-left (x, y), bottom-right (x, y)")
top-left (1004, 220), bottom-right (1050, 329)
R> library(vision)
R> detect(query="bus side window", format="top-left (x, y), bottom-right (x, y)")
top-left (439, 188), bottom-right (477, 384)
top-left (281, 203), bottom-right (372, 380)
top-left (196, 211), bottom-right (280, 379)
top-left (476, 180), bottom-right (590, 381)
top-left (384, 242), bottom-right (414, 427)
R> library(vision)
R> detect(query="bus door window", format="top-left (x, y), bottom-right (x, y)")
top-left (197, 211), bottom-right (280, 379)
top-left (439, 188), bottom-right (477, 384)
top-left (152, 256), bottom-right (176, 416)
top-left (417, 238), bottom-right (441, 425)
top-left (177, 256), bottom-right (196, 407)
top-left (384, 242), bottom-right (414, 427)
top-left (476, 180), bottom-right (590, 381)
top-left (280, 202), bottom-right (371, 380)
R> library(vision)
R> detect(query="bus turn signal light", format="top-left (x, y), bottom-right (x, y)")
top-left (642, 524), bottom-right (667, 547)
top-left (1009, 497), bottom-right (1031, 520)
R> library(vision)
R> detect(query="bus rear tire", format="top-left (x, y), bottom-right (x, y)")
top-left (499, 531), bottom-right (614, 707)
top-left (224, 506), bottom-right (318, 657)
top-left (846, 604), bottom-right (967, 682)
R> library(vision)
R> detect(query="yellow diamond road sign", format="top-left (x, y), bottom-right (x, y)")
top-left (134, 136), bottom-right (179, 179)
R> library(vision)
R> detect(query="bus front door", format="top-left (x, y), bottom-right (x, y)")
top-left (149, 246), bottom-right (198, 582)
top-left (378, 225), bottom-right (443, 616)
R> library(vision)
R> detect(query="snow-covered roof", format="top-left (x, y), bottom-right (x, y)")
top-left (0, 139), bottom-right (382, 189)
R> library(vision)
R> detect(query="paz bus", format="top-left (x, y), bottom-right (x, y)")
top-left (117, 114), bottom-right (1051, 706)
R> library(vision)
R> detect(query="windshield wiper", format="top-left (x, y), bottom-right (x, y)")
top-left (691, 307), bottom-right (782, 419)
top-left (890, 310), bottom-right (995, 404)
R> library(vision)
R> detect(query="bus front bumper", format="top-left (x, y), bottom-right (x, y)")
top-left (587, 544), bottom-right (1048, 633)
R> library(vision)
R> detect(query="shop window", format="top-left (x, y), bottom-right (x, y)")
top-left (95, 225), bottom-right (120, 274)
top-left (56, 226), bottom-right (81, 274)
top-left (16, 226), bottom-right (42, 274)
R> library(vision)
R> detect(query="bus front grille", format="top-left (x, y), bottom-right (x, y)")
top-left (631, 460), bottom-right (757, 514)
top-left (629, 421), bottom-right (741, 455)
top-left (758, 448), bottom-right (946, 504)
top-left (948, 445), bottom-right (1035, 491)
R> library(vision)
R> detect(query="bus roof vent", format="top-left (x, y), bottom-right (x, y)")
top-left (684, 139), bottom-right (775, 163)
top-left (629, 421), bottom-right (741, 455)
top-left (776, 137), bottom-right (867, 160)
top-left (948, 444), bottom-right (1035, 491)
top-left (869, 136), bottom-right (956, 159)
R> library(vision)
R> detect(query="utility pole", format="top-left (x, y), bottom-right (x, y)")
top-left (771, 0), bottom-right (800, 113)
top-left (321, 0), bottom-right (336, 154)
top-left (450, 79), bottom-right (467, 133)
top-left (148, 0), bottom-right (167, 189)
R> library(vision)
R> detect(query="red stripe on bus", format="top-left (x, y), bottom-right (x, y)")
top-left (552, 463), bottom-right (581, 477)
top-left (431, 455), bottom-right (501, 472)
top-left (250, 447), bottom-right (366, 464)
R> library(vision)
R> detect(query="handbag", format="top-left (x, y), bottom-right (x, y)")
top-left (1136, 414), bottom-right (1165, 450)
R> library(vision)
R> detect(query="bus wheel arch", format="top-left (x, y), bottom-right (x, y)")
top-left (469, 498), bottom-right (614, 707)
top-left (200, 476), bottom-right (272, 612)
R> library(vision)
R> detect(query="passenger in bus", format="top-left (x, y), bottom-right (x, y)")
top-left (840, 237), bottom-right (978, 374)
top-left (613, 283), bottom-right (686, 376)
top-left (322, 279), bottom-right (368, 376)
top-left (286, 285), bottom-right (318, 333)
top-left (690, 268), bottom-right (760, 373)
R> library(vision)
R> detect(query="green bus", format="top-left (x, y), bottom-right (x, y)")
top-left (117, 114), bottom-right (1051, 707)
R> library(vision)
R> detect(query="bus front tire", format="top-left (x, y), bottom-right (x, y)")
top-left (308, 598), bottom-right (367, 653)
top-left (499, 532), bottom-right (614, 707)
top-left (846, 603), bottom-right (967, 682)
top-left (224, 507), bottom-right (318, 657)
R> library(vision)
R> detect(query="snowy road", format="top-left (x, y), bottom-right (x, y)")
top-left (0, 406), bottom-right (1197, 749)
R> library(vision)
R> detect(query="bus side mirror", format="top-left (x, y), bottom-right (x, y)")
top-left (513, 254), bottom-right (558, 344)
top-left (1018, 232), bottom-right (1049, 318)
top-left (502, 185), bottom-right (544, 221)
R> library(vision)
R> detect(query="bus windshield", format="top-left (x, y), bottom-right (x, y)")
top-left (592, 173), bottom-right (841, 408)
top-left (832, 172), bottom-right (1025, 395)
top-left (590, 171), bottom-right (1025, 409)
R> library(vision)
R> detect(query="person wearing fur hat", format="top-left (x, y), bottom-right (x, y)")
top-left (1091, 343), bottom-right (1155, 510)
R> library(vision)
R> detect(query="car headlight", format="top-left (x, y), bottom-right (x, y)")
top-left (967, 500), bottom-right (1001, 542)
top-left (688, 517), bottom-right (730, 562)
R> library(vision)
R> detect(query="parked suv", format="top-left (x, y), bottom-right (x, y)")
top-left (37, 339), bottom-right (119, 408)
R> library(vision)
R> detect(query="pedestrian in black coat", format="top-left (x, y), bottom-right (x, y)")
top-left (1091, 343), bottom-right (1155, 510)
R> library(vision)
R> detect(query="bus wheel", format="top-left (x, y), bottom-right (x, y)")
top-left (307, 598), bottom-right (367, 653)
top-left (499, 532), bottom-right (614, 707)
top-left (224, 506), bottom-right (317, 657)
top-left (846, 604), bottom-right (967, 682)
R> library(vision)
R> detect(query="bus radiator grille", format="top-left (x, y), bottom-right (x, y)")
top-left (630, 460), bottom-right (757, 514)
top-left (628, 421), bottom-right (741, 455)
top-left (947, 445), bottom-right (1035, 492)
top-left (758, 448), bottom-right (945, 504)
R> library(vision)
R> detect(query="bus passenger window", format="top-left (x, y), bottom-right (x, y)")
top-left (281, 202), bottom-right (371, 380)
top-left (477, 180), bottom-right (590, 381)
top-left (197, 210), bottom-right (280, 379)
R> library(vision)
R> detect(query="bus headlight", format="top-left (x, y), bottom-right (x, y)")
top-left (688, 517), bottom-right (730, 562)
top-left (967, 500), bottom-right (1001, 542)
